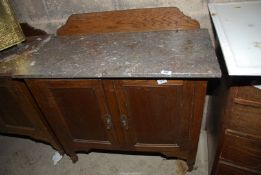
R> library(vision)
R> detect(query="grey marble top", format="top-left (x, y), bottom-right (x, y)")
top-left (0, 29), bottom-right (221, 78)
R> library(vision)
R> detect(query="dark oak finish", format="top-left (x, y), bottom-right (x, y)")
top-left (114, 80), bottom-right (207, 167)
top-left (229, 89), bottom-right (261, 137)
top-left (57, 7), bottom-right (199, 36)
top-left (26, 79), bottom-right (118, 157)
top-left (216, 162), bottom-right (260, 175)
top-left (208, 81), bottom-right (261, 175)
top-left (0, 78), bottom-right (61, 151)
top-left (0, 7), bottom-right (208, 171)
top-left (114, 80), bottom-right (192, 149)
top-left (116, 80), bottom-right (207, 170)
top-left (221, 131), bottom-right (261, 171)
top-left (30, 8), bottom-right (204, 170)
top-left (26, 79), bottom-right (207, 171)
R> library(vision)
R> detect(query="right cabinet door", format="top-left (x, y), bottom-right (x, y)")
top-left (114, 80), bottom-right (203, 156)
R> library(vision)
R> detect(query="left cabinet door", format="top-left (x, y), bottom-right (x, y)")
top-left (26, 79), bottom-right (118, 156)
top-left (0, 78), bottom-right (59, 148)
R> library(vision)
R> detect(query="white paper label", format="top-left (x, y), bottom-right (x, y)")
top-left (157, 80), bottom-right (168, 85)
top-left (157, 80), bottom-right (168, 84)
top-left (52, 151), bottom-right (63, 165)
top-left (160, 70), bottom-right (172, 76)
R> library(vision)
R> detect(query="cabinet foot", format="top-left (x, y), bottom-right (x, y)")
top-left (58, 149), bottom-right (65, 156)
top-left (161, 151), bottom-right (175, 158)
top-left (187, 160), bottom-right (195, 172)
top-left (69, 154), bottom-right (78, 163)
top-left (161, 152), bottom-right (195, 172)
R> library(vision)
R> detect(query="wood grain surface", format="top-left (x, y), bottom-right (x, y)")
top-left (0, 78), bottom-right (62, 152)
top-left (57, 7), bottom-right (199, 36)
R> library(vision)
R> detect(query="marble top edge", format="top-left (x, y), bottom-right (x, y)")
top-left (0, 29), bottom-right (221, 79)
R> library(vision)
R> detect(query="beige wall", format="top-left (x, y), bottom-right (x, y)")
top-left (10, 0), bottom-right (258, 35)
top-left (10, 0), bottom-right (256, 35)
top-left (8, 0), bottom-right (204, 34)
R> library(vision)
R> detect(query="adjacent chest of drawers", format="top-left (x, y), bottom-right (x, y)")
top-left (209, 82), bottom-right (261, 175)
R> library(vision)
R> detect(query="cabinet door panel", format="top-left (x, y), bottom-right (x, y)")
top-left (27, 79), bottom-right (117, 153)
top-left (0, 86), bottom-right (33, 129)
top-left (0, 79), bottom-right (51, 141)
top-left (50, 87), bottom-right (108, 141)
top-left (114, 80), bottom-right (195, 151)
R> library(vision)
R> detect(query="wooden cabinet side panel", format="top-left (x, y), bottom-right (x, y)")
top-left (209, 81), bottom-right (237, 175)
top-left (0, 79), bottom-right (37, 132)
top-left (187, 81), bottom-right (207, 168)
top-left (0, 78), bottom-right (61, 150)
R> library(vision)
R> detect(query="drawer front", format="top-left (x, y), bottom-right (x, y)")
top-left (216, 162), bottom-right (260, 175)
top-left (229, 86), bottom-right (261, 137)
top-left (221, 132), bottom-right (261, 172)
top-left (235, 86), bottom-right (261, 102)
top-left (229, 102), bottom-right (261, 137)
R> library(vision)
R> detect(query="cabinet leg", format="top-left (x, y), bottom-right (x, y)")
top-left (58, 149), bottom-right (65, 156)
top-left (161, 151), bottom-right (175, 158)
top-left (69, 154), bottom-right (78, 163)
top-left (187, 160), bottom-right (195, 172)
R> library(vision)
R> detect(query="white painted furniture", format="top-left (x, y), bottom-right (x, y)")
top-left (209, 1), bottom-right (261, 76)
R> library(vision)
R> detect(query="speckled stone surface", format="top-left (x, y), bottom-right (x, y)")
top-left (0, 29), bottom-right (221, 78)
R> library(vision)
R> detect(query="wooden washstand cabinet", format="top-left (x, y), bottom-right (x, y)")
top-left (0, 8), bottom-right (221, 171)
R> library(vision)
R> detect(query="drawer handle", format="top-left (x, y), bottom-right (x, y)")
top-left (121, 114), bottom-right (128, 130)
top-left (105, 114), bottom-right (112, 130)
